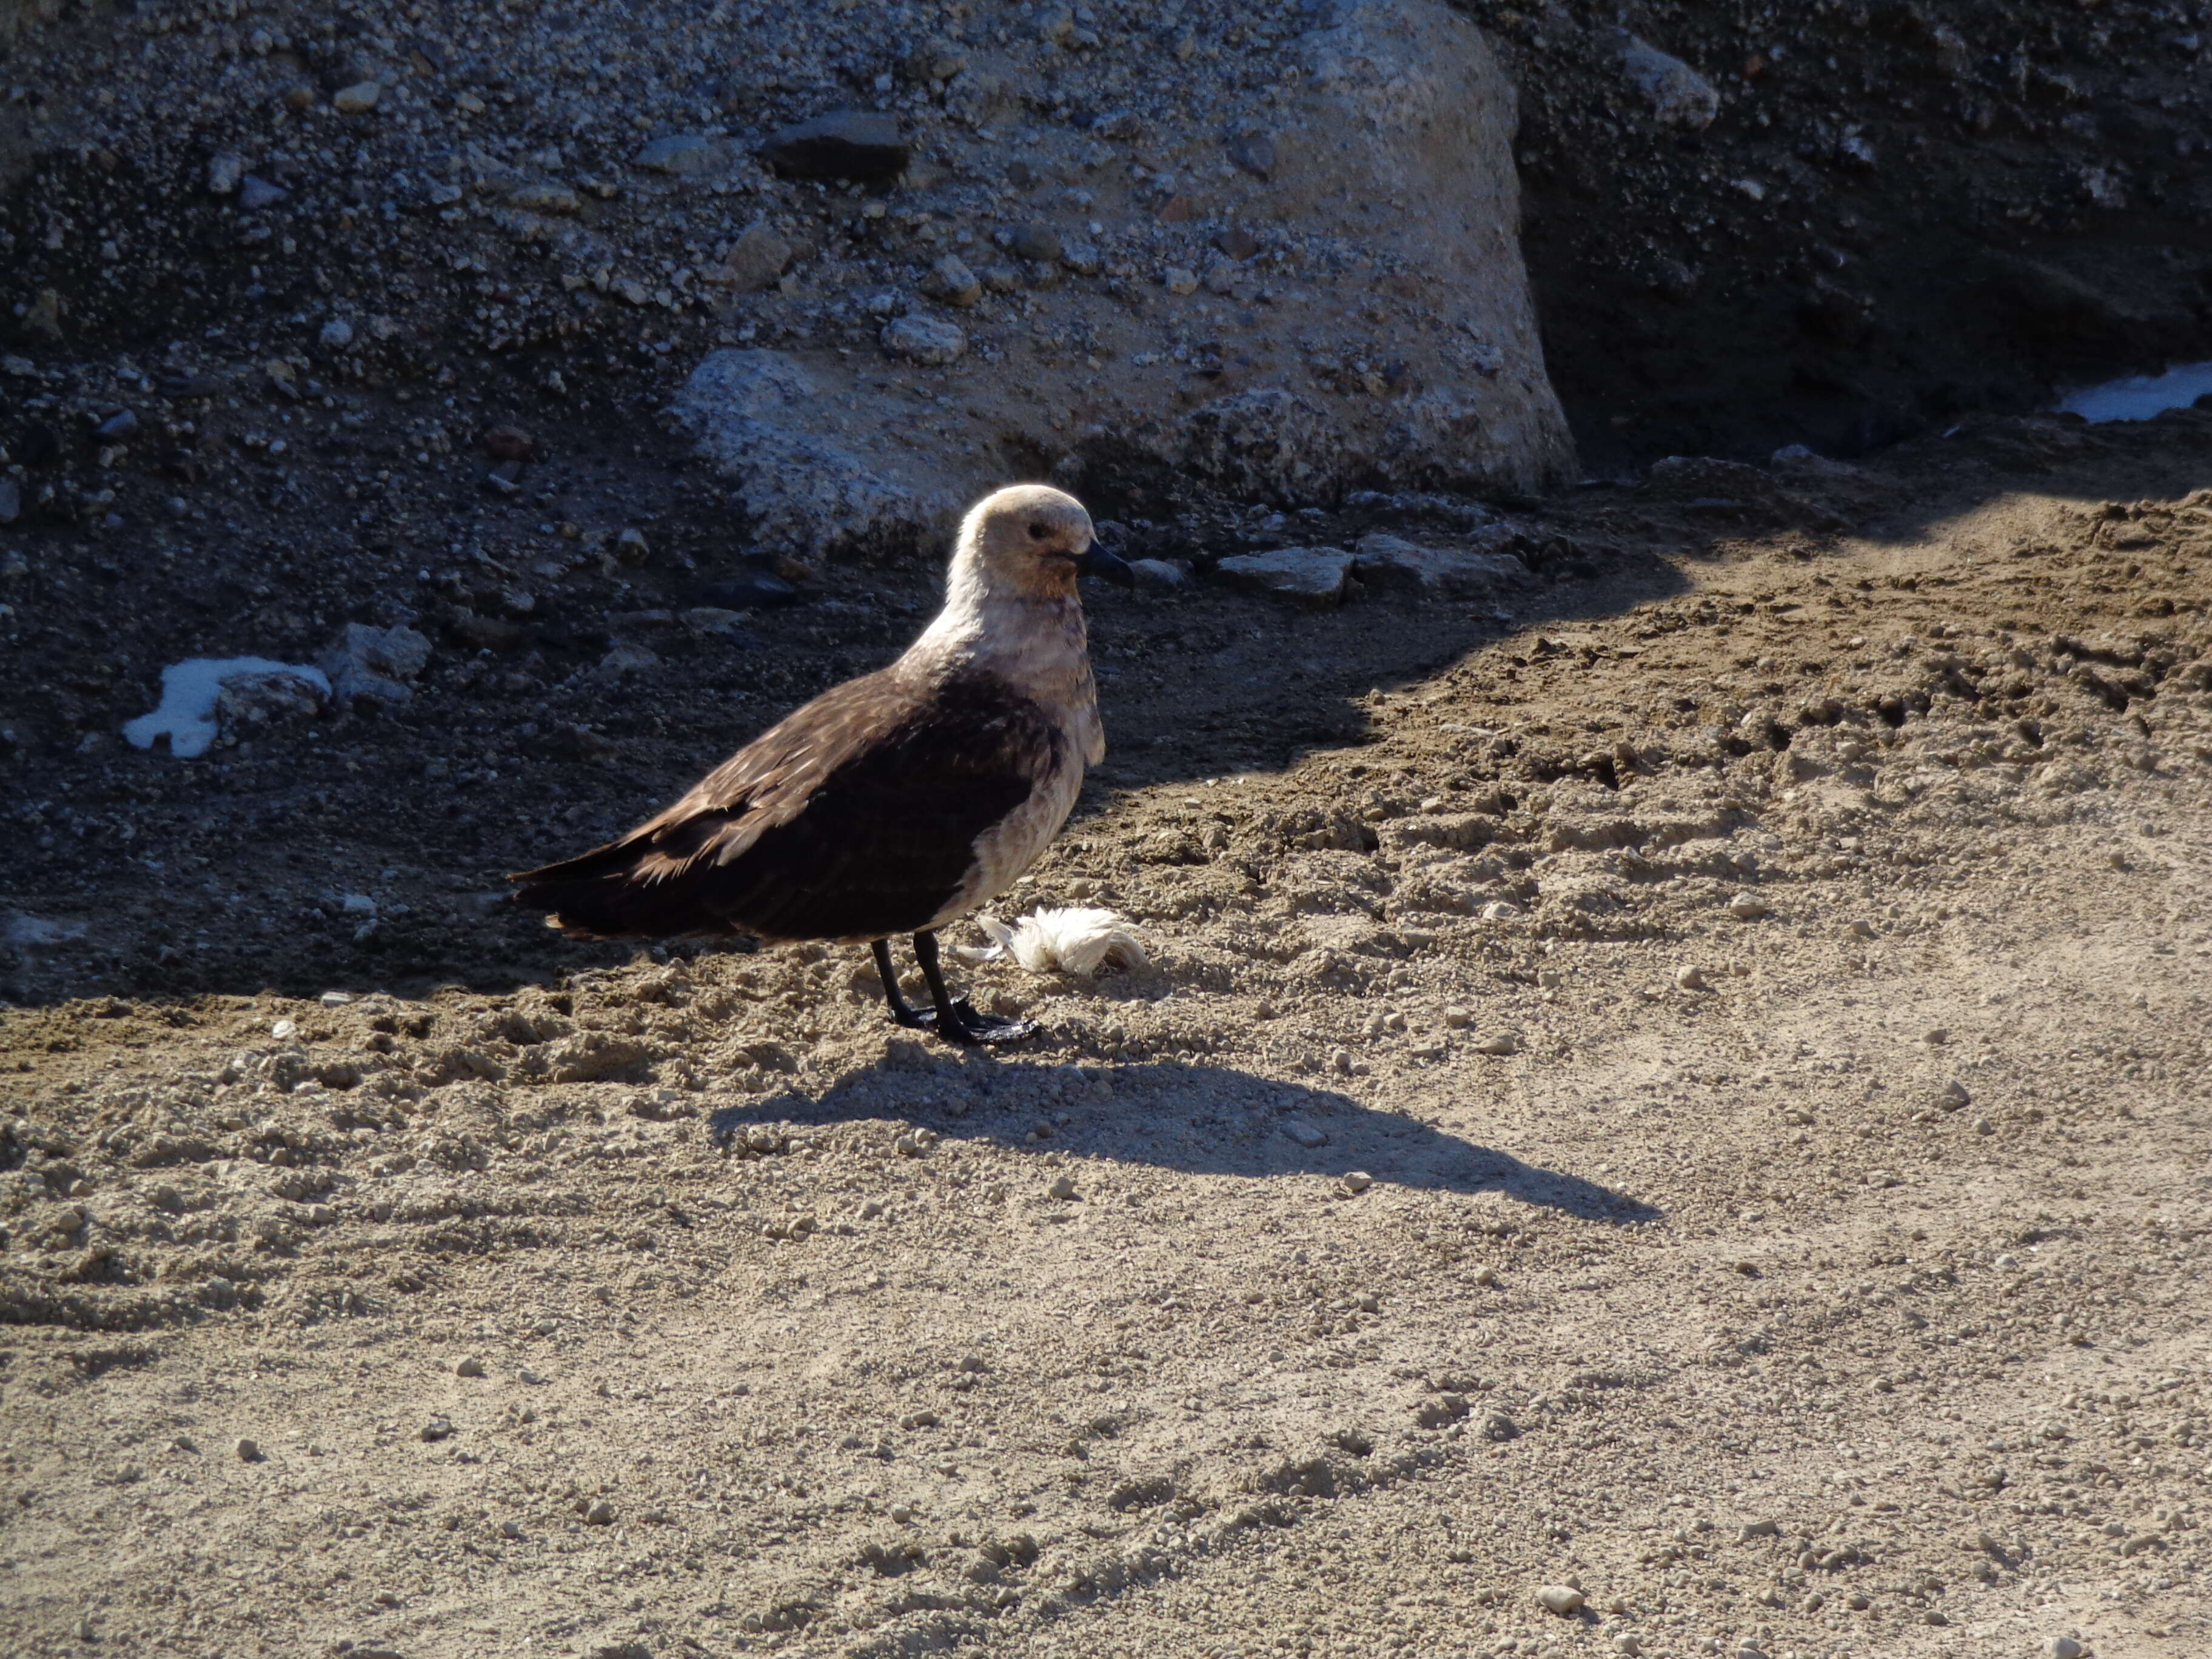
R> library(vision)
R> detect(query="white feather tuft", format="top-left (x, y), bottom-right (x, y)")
top-left (967, 907), bottom-right (1147, 976)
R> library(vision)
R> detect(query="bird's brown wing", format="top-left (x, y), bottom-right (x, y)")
top-left (509, 667), bottom-right (1064, 941)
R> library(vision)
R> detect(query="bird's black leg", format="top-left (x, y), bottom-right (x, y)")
top-left (873, 938), bottom-right (939, 1030)
top-left (912, 930), bottom-right (1036, 1046)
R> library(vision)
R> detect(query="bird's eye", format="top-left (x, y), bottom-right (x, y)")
top-left (1027, 521), bottom-right (1050, 541)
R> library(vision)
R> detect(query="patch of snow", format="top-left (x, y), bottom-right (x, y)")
top-left (965, 908), bottom-right (1147, 976)
top-left (122, 657), bottom-right (330, 759)
top-left (2056, 361), bottom-right (2212, 423)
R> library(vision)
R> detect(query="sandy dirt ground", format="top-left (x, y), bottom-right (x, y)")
top-left (3, 412), bottom-right (2210, 1659)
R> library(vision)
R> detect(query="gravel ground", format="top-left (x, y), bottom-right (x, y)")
top-left (4, 4), bottom-right (2212, 1658)
top-left (3, 414), bottom-right (2209, 1658)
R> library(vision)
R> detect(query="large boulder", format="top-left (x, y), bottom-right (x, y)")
top-left (672, 0), bottom-right (1573, 558)
top-left (669, 350), bottom-right (964, 561)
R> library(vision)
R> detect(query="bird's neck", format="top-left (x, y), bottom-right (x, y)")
top-left (907, 565), bottom-right (1092, 709)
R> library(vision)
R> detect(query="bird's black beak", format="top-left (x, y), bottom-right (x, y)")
top-left (1074, 543), bottom-right (1136, 588)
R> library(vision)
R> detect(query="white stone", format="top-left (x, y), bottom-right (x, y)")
top-left (332, 81), bottom-right (381, 115)
top-left (1214, 546), bottom-right (1354, 608)
top-left (1615, 32), bottom-right (1718, 130)
top-left (881, 315), bottom-right (967, 366)
top-left (1351, 532), bottom-right (1532, 599)
top-left (319, 622), bottom-right (431, 709)
top-left (1536, 1584), bottom-right (1586, 1615)
top-left (634, 134), bottom-right (724, 175)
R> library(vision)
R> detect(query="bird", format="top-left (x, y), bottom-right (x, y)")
top-left (508, 483), bottom-right (1133, 1045)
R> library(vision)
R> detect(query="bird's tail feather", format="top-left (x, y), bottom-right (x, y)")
top-left (508, 840), bottom-right (738, 940)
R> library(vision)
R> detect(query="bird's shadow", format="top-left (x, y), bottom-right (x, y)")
top-left (709, 1056), bottom-right (1660, 1225)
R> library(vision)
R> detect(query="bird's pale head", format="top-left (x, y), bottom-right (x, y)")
top-left (957, 483), bottom-right (1127, 598)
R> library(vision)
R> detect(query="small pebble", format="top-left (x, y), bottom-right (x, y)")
top-left (498, 1518), bottom-right (522, 1539)
top-left (270, 1017), bottom-right (298, 1041)
top-left (1727, 892), bottom-right (1770, 919)
top-left (236, 173), bottom-right (288, 210)
top-left (1613, 1637), bottom-right (1644, 1656)
top-left (235, 1438), bottom-right (260, 1461)
top-left (2049, 1638), bottom-right (2085, 1659)
top-left (1279, 1116), bottom-right (1328, 1148)
top-left (583, 1498), bottom-right (616, 1525)
top-left (1340, 1170), bottom-right (1374, 1194)
top-left (455, 1356), bottom-right (485, 1377)
top-left (1047, 1174), bottom-right (1078, 1200)
top-left (421, 1416), bottom-right (454, 1442)
top-left (1473, 1030), bottom-right (1520, 1056)
top-left (332, 80), bottom-right (381, 114)
top-left (1938, 1079), bottom-right (1971, 1110)
top-left (1442, 1005), bottom-right (1472, 1028)
top-left (1537, 1584), bottom-right (1586, 1615)
top-left (882, 314), bottom-right (967, 366)
top-left (923, 253), bottom-right (983, 307)
top-left (1472, 1265), bottom-right (1500, 1287)
top-left (1674, 964), bottom-right (1709, 991)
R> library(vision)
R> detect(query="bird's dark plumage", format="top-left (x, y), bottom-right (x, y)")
top-left (507, 483), bottom-right (1122, 1045)
top-left (509, 665), bottom-right (1063, 942)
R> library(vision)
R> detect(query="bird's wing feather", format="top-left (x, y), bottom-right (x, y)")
top-left (509, 668), bottom-right (1064, 941)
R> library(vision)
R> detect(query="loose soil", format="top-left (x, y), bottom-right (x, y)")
top-left (3, 411), bottom-right (2208, 1659)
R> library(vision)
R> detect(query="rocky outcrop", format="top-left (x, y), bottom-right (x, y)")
top-left (673, 0), bottom-right (1574, 560)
